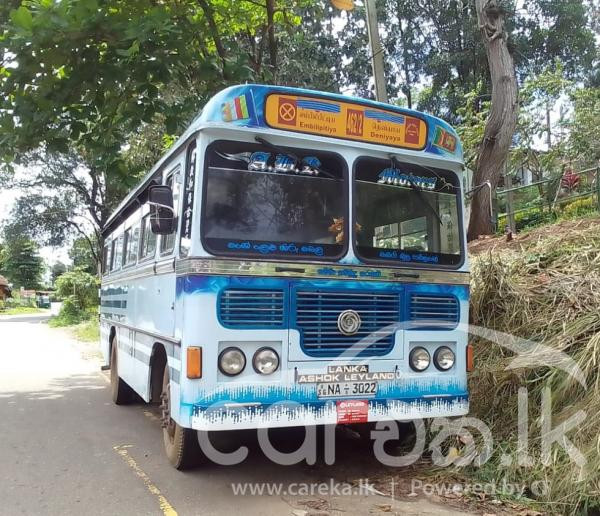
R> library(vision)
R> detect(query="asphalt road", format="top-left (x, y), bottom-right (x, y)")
top-left (0, 317), bottom-right (471, 516)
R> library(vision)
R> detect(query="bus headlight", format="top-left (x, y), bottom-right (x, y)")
top-left (434, 346), bottom-right (455, 371)
top-left (409, 347), bottom-right (430, 372)
top-left (218, 347), bottom-right (246, 376)
top-left (253, 347), bottom-right (279, 375)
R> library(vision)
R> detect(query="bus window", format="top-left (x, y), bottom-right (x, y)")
top-left (111, 235), bottom-right (123, 271)
top-left (140, 214), bottom-right (157, 260)
top-left (109, 240), bottom-right (116, 271)
top-left (123, 229), bottom-right (131, 265)
top-left (129, 225), bottom-right (140, 264)
top-left (160, 167), bottom-right (180, 255)
top-left (355, 156), bottom-right (462, 266)
top-left (201, 140), bottom-right (347, 260)
top-left (124, 226), bottom-right (140, 266)
top-left (101, 243), bottom-right (110, 274)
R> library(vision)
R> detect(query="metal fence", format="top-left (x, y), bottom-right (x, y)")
top-left (494, 166), bottom-right (600, 233)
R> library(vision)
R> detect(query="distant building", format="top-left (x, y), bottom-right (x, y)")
top-left (0, 275), bottom-right (11, 301)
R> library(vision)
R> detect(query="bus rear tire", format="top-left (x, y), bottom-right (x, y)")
top-left (110, 342), bottom-right (133, 405)
top-left (161, 366), bottom-right (201, 470)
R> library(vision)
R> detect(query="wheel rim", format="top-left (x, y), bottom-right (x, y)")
top-left (161, 370), bottom-right (176, 442)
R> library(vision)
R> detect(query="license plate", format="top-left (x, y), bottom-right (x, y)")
top-left (316, 381), bottom-right (377, 399)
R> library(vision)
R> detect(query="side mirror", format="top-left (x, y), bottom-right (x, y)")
top-left (148, 185), bottom-right (175, 235)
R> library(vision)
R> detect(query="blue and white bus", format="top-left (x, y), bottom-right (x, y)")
top-left (100, 84), bottom-right (470, 469)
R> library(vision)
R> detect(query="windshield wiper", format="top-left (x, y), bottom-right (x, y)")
top-left (390, 155), bottom-right (444, 227)
top-left (255, 136), bottom-right (337, 179)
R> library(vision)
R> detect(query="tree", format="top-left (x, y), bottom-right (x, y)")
top-left (55, 269), bottom-right (99, 311)
top-left (68, 237), bottom-right (97, 275)
top-left (2, 0), bottom-right (596, 250)
top-left (3, 152), bottom-right (121, 269)
top-left (393, 0), bottom-right (596, 121)
top-left (51, 261), bottom-right (67, 285)
top-left (415, 0), bottom-right (490, 121)
top-left (0, 233), bottom-right (44, 289)
top-left (567, 87), bottom-right (600, 168)
top-left (380, 0), bottom-right (428, 108)
top-left (276, 1), bottom-right (345, 92)
top-left (467, 0), bottom-right (518, 240)
top-left (0, 0), bottom-right (324, 265)
top-left (54, 268), bottom-right (99, 323)
top-left (0, 0), bottom-right (239, 169)
top-left (509, 62), bottom-right (573, 175)
top-left (515, 0), bottom-right (597, 82)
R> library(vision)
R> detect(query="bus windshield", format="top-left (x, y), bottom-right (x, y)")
top-left (202, 141), bottom-right (347, 260)
top-left (355, 156), bottom-right (463, 267)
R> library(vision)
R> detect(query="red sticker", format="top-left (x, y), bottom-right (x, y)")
top-left (404, 117), bottom-right (420, 144)
top-left (277, 98), bottom-right (297, 126)
top-left (336, 400), bottom-right (369, 424)
top-left (346, 109), bottom-right (364, 136)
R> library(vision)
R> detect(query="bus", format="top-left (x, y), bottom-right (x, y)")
top-left (100, 84), bottom-right (470, 469)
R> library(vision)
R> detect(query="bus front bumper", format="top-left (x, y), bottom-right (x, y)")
top-left (190, 395), bottom-right (468, 431)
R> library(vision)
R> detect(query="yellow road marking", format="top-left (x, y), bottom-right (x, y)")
top-left (113, 445), bottom-right (177, 516)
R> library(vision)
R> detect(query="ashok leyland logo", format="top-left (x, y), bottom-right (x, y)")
top-left (337, 310), bottom-right (361, 336)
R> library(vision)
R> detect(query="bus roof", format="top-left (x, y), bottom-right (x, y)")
top-left (103, 84), bottom-right (462, 234)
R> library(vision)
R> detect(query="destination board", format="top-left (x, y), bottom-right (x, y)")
top-left (264, 94), bottom-right (427, 150)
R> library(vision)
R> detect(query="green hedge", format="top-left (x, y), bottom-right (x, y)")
top-left (497, 208), bottom-right (557, 233)
top-left (561, 196), bottom-right (597, 218)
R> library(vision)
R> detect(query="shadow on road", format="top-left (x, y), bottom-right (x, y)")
top-left (0, 373), bottom-right (105, 401)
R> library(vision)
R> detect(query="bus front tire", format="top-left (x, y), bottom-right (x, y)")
top-left (161, 366), bottom-right (201, 470)
top-left (110, 342), bottom-right (133, 405)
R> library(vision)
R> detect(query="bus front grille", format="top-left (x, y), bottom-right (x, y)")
top-left (408, 294), bottom-right (459, 329)
top-left (295, 290), bottom-right (399, 358)
top-left (219, 289), bottom-right (285, 328)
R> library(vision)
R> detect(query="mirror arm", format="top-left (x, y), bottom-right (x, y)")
top-left (148, 201), bottom-right (175, 216)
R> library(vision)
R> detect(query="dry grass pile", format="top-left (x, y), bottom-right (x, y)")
top-left (468, 223), bottom-right (600, 513)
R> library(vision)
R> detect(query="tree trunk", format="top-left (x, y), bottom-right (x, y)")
top-left (265, 0), bottom-right (277, 74)
top-left (467, 0), bottom-right (518, 241)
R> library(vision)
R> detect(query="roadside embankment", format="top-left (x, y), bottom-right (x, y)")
top-left (468, 217), bottom-right (600, 513)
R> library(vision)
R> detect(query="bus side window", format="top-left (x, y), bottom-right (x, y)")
top-left (180, 142), bottom-right (197, 258)
top-left (102, 243), bottom-right (110, 274)
top-left (112, 235), bottom-right (123, 271)
top-left (123, 229), bottom-right (131, 266)
top-left (140, 214), bottom-right (157, 260)
top-left (160, 167), bottom-right (180, 255)
top-left (127, 225), bottom-right (140, 265)
top-left (110, 239), bottom-right (117, 271)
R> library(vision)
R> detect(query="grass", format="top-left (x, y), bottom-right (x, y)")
top-left (71, 319), bottom-right (100, 342)
top-left (464, 221), bottom-right (600, 514)
top-left (47, 305), bottom-right (99, 342)
top-left (47, 315), bottom-right (73, 328)
top-left (0, 306), bottom-right (43, 316)
top-left (48, 307), bottom-right (97, 328)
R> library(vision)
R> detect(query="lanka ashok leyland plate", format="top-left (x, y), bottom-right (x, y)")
top-left (298, 365), bottom-right (396, 399)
